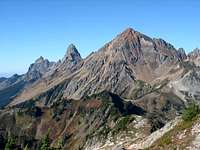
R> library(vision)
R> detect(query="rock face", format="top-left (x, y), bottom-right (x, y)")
top-left (127, 117), bottom-right (181, 149)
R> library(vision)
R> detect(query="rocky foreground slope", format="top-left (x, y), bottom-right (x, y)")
top-left (0, 28), bottom-right (200, 150)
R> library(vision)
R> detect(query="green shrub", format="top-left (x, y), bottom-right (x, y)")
top-left (182, 102), bottom-right (200, 121)
top-left (5, 137), bottom-right (16, 150)
top-left (113, 115), bottom-right (135, 133)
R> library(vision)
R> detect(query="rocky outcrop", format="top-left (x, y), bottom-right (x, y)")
top-left (127, 117), bottom-right (181, 149)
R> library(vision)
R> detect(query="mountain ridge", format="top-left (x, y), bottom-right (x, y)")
top-left (6, 27), bottom-right (188, 107)
top-left (2, 28), bottom-right (200, 109)
top-left (1, 27), bottom-right (197, 79)
top-left (1, 27), bottom-right (200, 150)
top-left (0, 27), bottom-right (189, 107)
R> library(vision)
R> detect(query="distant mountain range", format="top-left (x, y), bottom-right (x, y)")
top-left (1, 28), bottom-right (200, 149)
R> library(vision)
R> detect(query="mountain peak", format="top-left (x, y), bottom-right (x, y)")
top-left (108, 28), bottom-right (141, 49)
top-left (63, 44), bottom-right (82, 62)
top-left (27, 56), bottom-right (54, 80)
top-left (119, 27), bottom-right (139, 38)
top-left (66, 44), bottom-right (78, 54)
top-left (122, 27), bottom-right (134, 33)
top-left (114, 28), bottom-right (154, 46)
top-left (193, 48), bottom-right (200, 53)
top-left (177, 48), bottom-right (187, 60)
top-left (188, 48), bottom-right (200, 59)
top-left (35, 56), bottom-right (44, 63)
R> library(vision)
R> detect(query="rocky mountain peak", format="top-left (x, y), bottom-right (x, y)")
top-left (63, 44), bottom-right (82, 62)
top-left (177, 48), bottom-right (187, 60)
top-left (27, 57), bottom-right (54, 80)
top-left (119, 28), bottom-right (137, 37)
top-left (35, 56), bottom-right (45, 64)
top-left (178, 48), bottom-right (186, 53)
top-left (103, 28), bottom-right (182, 69)
top-left (188, 48), bottom-right (200, 59)
top-left (30, 56), bottom-right (50, 68)
top-left (117, 28), bottom-right (178, 57)
top-left (115, 28), bottom-right (143, 43)
top-left (104, 28), bottom-right (143, 58)
top-left (193, 48), bottom-right (200, 52)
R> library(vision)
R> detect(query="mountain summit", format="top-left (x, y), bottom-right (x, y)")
top-left (27, 56), bottom-right (54, 80)
top-left (63, 44), bottom-right (82, 62)
top-left (35, 56), bottom-right (45, 63)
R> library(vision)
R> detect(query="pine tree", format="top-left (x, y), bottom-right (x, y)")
top-left (40, 132), bottom-right (51, 150)
top-left (182, 102), bottom-right (200, 121)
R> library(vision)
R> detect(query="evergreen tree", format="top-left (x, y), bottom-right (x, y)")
top-left (40, 132), bottom-right (51, 150)
top-left (39, 129), bottom-right (63, 150)
top-left (182, 102), bottom-right (200, 121)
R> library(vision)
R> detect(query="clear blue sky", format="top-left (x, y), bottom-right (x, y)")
top-left (0, 0), bottom-right (200, 77)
